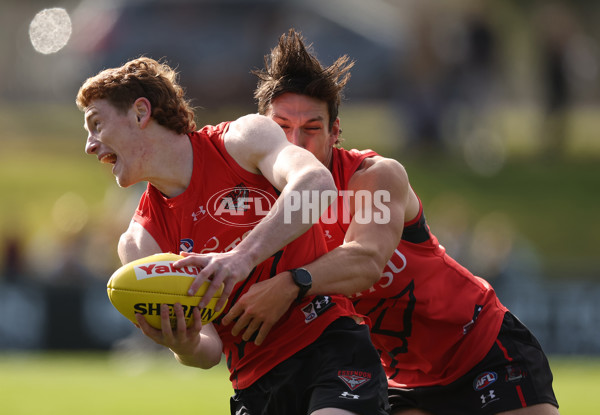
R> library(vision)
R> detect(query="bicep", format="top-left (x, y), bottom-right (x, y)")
top-left (258, 143), bottom-right (324, 191)
top-left (118, 220), bottom-right (162, 265)
top-left (344, 159), bottom-right (408, 265)
top-left (225, 114), bottom-right (325, 191)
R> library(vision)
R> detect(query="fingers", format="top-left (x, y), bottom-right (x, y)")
top-left (232, 316), bottom-right (274, 345)
top-left (173, 255), bottom-right (209, 296)
top-left (134, 303), bottom-right (191, 344)
top-left (222, 303), bottom-right (276, 345)
top-left (198, 285), bottom-right (220, 308)
top-left (178, 256), bottom-right (223, 302)
top-left (222, 301), bottom-right (256, 341)
top-left (175, 251), bottom-right (245, 311)
top-left (174, 303), bottom-right (188, 333)
top-left (135, 312), bottom-right (163, 344)
top-left (241, 319), bottom-right (262, 342)
top-left (221, 303), bottom-right (242, 326)
top-left (193, 263), bottom-right (232, 308)
top-left (134, 313), bottom-right (153, 333)
top-left (191, 307), bottom-right (203, 332)
top-left (134, 303), bottom-right (206, 360)
top-left (227, 311), bottom-right (260, 343)
top-left (173, 303), bottom-right (201, 343)
top-left (212, 280), bottom-right (235, 310)
top-left (230, 312), bottom-right (252, 337)
top-left (160, 303), bottom-right (175, 342)
top-left (254, 322), bottom-right (275, 346)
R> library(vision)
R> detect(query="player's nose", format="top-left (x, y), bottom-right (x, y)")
top-left (287, 128), bottom-right (304, 147)
top-left (85, 134), bottom-right (99, 155)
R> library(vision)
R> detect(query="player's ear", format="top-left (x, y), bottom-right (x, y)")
top-left (133, 97), bottom-right (151, 128)
top-left (329, 117), bottom-right (341, 146)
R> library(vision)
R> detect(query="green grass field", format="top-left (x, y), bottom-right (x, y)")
top-left (0, 352), bottom-right (233, 414)
top-left (0, 352), bottom-right (595, 414)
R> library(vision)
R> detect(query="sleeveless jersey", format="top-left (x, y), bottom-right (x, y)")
top-left (132, 122), bottom-right (358, 389)
top-left (320, 147), bottom-right (508, 387)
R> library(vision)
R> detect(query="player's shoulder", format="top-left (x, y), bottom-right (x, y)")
top-left (344, 153), bottom-right (409, 195)
top-left (353, 154), bottom-right (407, 184)
top-left (229, 113), bottom-right (281, 138)
top-left (225, 113), bottom-right (286, 155)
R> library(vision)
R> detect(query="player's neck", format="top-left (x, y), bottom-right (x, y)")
top-left (146, 132), bottom-right (193, 198)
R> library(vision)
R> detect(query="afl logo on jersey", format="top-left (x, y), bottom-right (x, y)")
top-left (206, 184), bottom-right (278, 227)
top-left (474, 371), bottom-right (497, 391)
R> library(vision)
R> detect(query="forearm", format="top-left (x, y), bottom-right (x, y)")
top-left (234, 168), bottom-right (336, 266)
top-left (172, 331), bottom-right (222, 369)
top-left (273, 241), bottom-right (385, 307)
top-left (306, 241), bottom-right (384, 297)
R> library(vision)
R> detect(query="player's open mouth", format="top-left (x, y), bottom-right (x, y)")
top-left (99, 153), bottom-right (117, 164)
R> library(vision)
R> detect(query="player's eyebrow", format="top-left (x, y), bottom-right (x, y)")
top-left (272, 113), bottom-right (325, 123)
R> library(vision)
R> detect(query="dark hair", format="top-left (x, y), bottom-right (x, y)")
top-left (253, 28), bottom-right (354, 133)
top-left (76, 57), bottom-right (196, 134)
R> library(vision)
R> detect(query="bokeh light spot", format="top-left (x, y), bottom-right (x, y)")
top-left (29, 8), bottom-right (72, 54)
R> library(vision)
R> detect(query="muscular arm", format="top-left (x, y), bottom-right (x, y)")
top-left (178, 114), bottom-right (337, 304)
top-left (224, 156), bottom-right (420, 344)
top-left (307, 157), bottom-right (414, 296)
top-left (224, 113), bottom-right (337, 266)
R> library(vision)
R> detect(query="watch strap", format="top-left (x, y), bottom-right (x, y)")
top-left (290, 268), bottom-right (312, 302)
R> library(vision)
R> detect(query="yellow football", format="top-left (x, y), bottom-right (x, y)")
top-left (107, 253), bottom-right (226, 329)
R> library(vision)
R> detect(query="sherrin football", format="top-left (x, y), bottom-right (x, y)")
top-left (107, 253), bottom-right (227, 329)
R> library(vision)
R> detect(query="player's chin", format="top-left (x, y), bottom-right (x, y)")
top-left (109, 162), bottom-right (126, 186)
top-left (114, 172), bottom-right (135, 188)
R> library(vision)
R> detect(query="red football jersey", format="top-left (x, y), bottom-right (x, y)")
top-left (320, 147), bottom-right (508, 387)
top-left (133, 122), bottom-right (358, 389)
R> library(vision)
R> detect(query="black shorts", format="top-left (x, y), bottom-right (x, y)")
top-left (230, 317), bottom-right (390, 415)
top-left (389, 311), bottom-right (559, 415)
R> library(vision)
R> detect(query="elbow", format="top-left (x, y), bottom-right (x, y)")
top-left (290, 166), bottom-right (336, 221)
top-left (204, 352), bottom-right (222, 369)
top-left (198, 355), bottom-right (221, 370)
top-left (365, 256), bottom-right (385, 287)
top-left (299, 157), bottom-right (335, 193)
top-left (117, 232), bottom-right (134, 265)
top-left (333, 242), bottom-right (390, 295)
top-left (309, 166), bottom-right (336, 206)
top-left (337, 253), bottom-right (385, 296)
top-left (318, 167), bottom-right (336, 194)
top-left (355, 251), bottom-right (388, 293)
top-left (175, 352), bottom-right (221, 370)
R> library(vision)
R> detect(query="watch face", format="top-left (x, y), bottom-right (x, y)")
top-left (294, 268), bottom-right (312, 286)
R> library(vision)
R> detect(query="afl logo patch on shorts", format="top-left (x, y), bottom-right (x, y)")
top-left (473, 371), bottom-right (497, 391)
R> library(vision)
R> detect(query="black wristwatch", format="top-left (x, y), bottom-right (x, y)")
top-left (289, 268), bottom-right (312, 302)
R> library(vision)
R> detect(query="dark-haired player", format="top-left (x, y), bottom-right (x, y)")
top-left (224, 29), bottom-right (560, 415)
